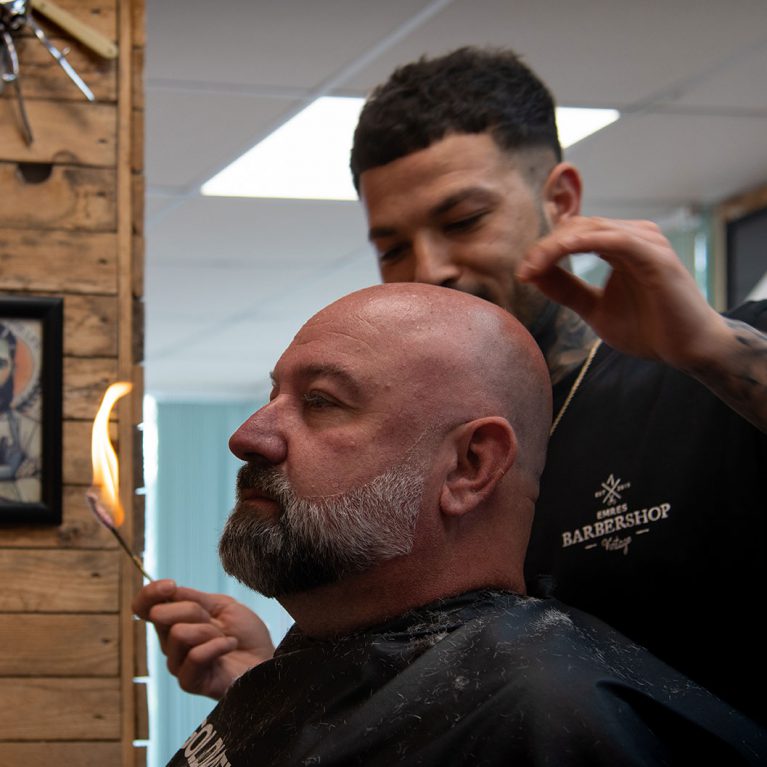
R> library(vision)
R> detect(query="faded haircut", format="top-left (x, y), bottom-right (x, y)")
top-left (350, 46), bottom-right (561, 190)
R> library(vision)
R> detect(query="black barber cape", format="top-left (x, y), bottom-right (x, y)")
top-left (167, 591), bottom-right (766, 766)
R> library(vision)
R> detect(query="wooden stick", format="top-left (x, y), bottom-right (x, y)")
top-left (30, 0), bottom-right (118, 59)
top-left (86, 492), bottom-right (153, 581)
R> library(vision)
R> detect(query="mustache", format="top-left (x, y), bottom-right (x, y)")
top-left (236, 463), bottom-right (288, 503)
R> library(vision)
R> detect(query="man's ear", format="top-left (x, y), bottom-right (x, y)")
top-left (440, 417), bottom-right (517, 517)
top-left (542, 162), bottom-right (582, 225)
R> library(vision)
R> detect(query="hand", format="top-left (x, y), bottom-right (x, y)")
top-left (132, 579), bottom-right (276, 700)
top-left (518, 216), bottom-right (728, 370)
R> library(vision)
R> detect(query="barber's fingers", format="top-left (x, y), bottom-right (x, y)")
top-left (171, 587), bottom-right (241, 627)
top-left (132, 578), bottom-right (177, 620)
top-left (165, 622), bottom-right (236, 680)
top-left (133, 581), bottom-right (238, 628)
top-left (146, 599), bottom-right (222, 654)
top-left (519, 217), bottom-right (678, 279)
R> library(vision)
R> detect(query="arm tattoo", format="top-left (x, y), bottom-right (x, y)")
top-left (688, 319), bottom-right (767, 434)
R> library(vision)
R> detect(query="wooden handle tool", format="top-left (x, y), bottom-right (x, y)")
top-left (30, 0), bottom-right (117, 59)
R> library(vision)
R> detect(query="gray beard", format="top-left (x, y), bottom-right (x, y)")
top-left (218, 460), bottom-right (425, 597)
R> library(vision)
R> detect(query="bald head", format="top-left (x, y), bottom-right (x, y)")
top-left (298, 283), bottom-right (552, 484)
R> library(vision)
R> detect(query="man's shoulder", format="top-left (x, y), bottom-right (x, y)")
top-left (465, 594), bottom-right (646, 678)
top-left (724, 299), bottom-right (767, 329)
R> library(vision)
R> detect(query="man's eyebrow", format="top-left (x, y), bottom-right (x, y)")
top-left (431, 187), bottom-right (497, 216)
top-left (368, 186), bottom-right (498, 241)
top-left (272, 364), bottom-right (364, 397)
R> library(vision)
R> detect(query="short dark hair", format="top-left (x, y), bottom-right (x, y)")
top-left (350, 47), bottom-right (561, 190)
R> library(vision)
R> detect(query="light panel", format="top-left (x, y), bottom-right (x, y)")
top-left (557, 107), bottom-right (620, 149)
top-left (202, 98), bottom-right (619, 201)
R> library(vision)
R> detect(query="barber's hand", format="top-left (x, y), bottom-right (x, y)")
top-left (132, 579), bottom-right (275, 700)
top-left (518, 216), bottom-right (727, 370)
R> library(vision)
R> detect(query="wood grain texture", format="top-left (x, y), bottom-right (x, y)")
top-left (133, 617), bottom-right (147, 677)
top-left (0, 614), bottom-right (118, 675)
top-left (134, 680), bottom-right (148, 739)
top-left (0, 549), bottom-right (118, 612)
top-left (0, 742), bottom-right (121, 766)
top-left (132, 172), bottom-right (144, 236)
top-left (0, 230), bottom-right (117, 293)
top-left (0, 484), bottom-right (116, 548)
top-left (0, 678), bottom-right (120, 739)
top-left (130, 0), bottom-right (144, 47)
top-left (132, 108), bottom-right (144, 173)
top-left (132, 233), bottom-right (145, 297)
top-left (132, 48), bottom-right (144, 112)
top-left (64, 294), bottom-right (119, 356)
top-left (0, 163), bottom-right (116, 232)
top-left (64, 356), bottom-right (119, 420)
top-left (4, 36), bottom-right (116, 102)
top-left (134, 745), bottom-right (147, 767)
top-left (0, 101), bottom-right (116, 166)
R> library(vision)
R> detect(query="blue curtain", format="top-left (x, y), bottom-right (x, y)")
top-left (146, 400), bottom-right (293, 766)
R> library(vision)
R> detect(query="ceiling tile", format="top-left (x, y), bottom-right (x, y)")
top-left (146, 0), bottom-right (433, 88)
top-left (146, 91), bottom-right (301, 189)
top-left (147, 196), bottom-right (368, 267)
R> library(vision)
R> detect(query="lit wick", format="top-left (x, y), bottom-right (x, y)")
top-left (87, 381), bottom-right (153, 581)
top-left (86, 491), bottom-right (153, 581)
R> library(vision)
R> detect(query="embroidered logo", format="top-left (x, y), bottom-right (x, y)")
top-left (594, 473), bottom-right (630, 505)
top-left (560, 472), bottom-right (671, 555)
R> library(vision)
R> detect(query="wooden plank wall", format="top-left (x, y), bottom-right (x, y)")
top-left (0, 1), bottom-right (145, 765)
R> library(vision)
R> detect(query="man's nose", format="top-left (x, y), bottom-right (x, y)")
top-left (412, 236), bottom-right (460, 286)
top-left (228, 401), bottom-right (287, 465)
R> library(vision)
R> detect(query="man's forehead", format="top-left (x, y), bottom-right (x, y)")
top-left (272, 301), bottom-right (437, 387)
top-left (272, 322), bottom-right (387, 388)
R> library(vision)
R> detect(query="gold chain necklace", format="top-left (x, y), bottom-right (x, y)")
top-left (549, 339), bottom-right (602, 436)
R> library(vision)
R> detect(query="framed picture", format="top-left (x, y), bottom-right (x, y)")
top-left (0, 296), bottom-right (63, 524)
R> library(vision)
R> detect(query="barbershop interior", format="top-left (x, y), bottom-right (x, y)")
top-left (0, 1), bottom-right (765, 765)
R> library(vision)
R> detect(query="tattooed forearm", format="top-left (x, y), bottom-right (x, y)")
top-left (687, 319), bottom-right (767, 433)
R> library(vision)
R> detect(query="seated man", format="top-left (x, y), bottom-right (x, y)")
top-left (138, 284), bottom-right (765, 766)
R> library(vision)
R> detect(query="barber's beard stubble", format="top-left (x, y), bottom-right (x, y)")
top-left (218, 460), bottom-right (425, 597)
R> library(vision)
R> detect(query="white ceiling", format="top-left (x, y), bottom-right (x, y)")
top-left (144, 0), bottom-right (767, 400)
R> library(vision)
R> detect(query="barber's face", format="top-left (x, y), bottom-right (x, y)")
top-left (359, 133), bottom-right (551, 329)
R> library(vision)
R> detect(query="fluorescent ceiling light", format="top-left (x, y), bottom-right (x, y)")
top-left (557, 107), bottom-right (620, 149)
top-left (202, 98), bottom-right (619, 201)
top-left (202, 97), bottom-right (364, 201)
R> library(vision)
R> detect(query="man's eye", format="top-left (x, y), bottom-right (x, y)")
top-left (445, 213), bottom-right (485, 233)
top-left (377, 244), bottom-right (407, 265)
top-left (303, 392), bottom-right (335, 409)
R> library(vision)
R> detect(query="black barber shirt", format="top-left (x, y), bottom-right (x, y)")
top-left (527, 301), bottom-right (767, 725)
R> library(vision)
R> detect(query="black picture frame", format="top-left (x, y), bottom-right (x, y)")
top-left (0, 296), bottom-right (63, 524)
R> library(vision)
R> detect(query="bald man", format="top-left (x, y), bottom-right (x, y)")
top-left (143, 285), bottom-right (764, 767)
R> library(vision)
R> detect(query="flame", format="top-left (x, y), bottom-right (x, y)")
top-left (91, 381), bottom-right (133, 526)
